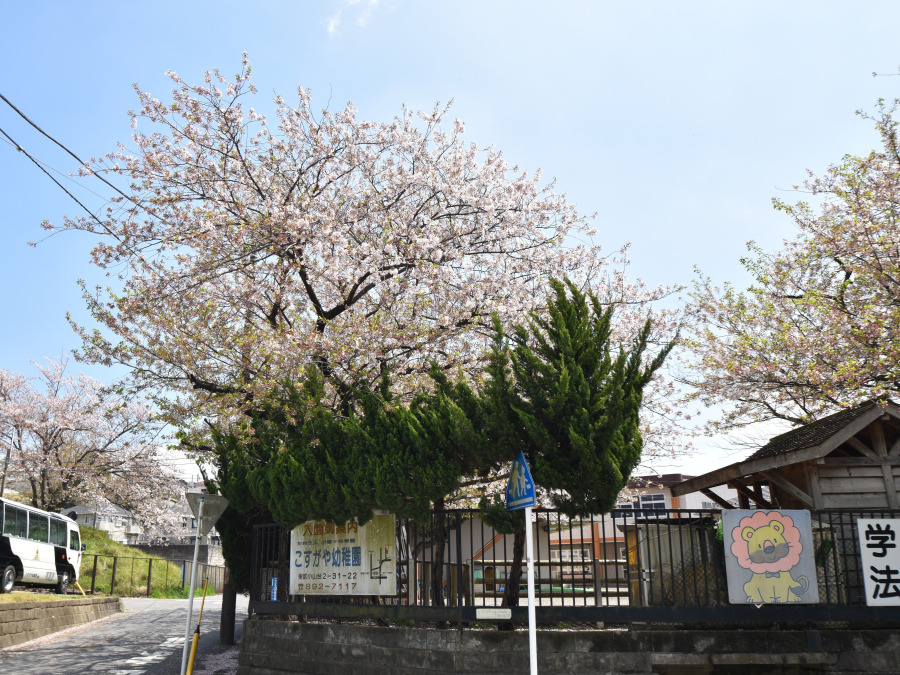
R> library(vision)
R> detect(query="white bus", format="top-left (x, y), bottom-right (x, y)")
top-left (0, 496), bottom-right (82, 594)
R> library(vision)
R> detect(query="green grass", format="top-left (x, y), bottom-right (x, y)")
top-left (0, 591), bottom-right (65, 603)
top-left (78, 527), bottom-right (217, 599)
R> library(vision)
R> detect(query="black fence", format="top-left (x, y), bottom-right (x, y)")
top-left (249, 508), bottom-right (900, 627)
top-left (79, 554), bottom-right (226, 597)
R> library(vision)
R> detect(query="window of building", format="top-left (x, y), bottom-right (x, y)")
top-left (617, 493), bottom-right (667, 510)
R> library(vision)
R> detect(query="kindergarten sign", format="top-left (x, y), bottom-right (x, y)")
top-left (857, 518), bottom-right (900, 606)
top-left (289, 515), bottom-right (397, 596)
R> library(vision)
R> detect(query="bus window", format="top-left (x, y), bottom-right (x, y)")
top-left (28, 514), bottom-right (49, 543)
top-left (50, 518), bottom-right (67, 547)
top-left (69, 529), bottom-right (80, 551)
top-left (3, 505), bottom-right (27, 538)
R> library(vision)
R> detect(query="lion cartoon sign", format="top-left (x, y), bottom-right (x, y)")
top-left (722, 510), bottom-right (819, 604)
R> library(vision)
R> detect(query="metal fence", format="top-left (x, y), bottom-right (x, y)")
top-left (249, 507), bottom-right (900, 626)
top-left (79, 554), bottom-right (226, 597)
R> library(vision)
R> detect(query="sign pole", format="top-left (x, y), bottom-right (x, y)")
top-left (178, 492), bottom-right (229, 675)
top-left (505, 451), bottom-right (539, 675)
top-left (180, 497), bottom-right (204, 675)
top-left (524, 504), bottom-right (538, 675)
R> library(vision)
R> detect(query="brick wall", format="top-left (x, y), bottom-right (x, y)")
top-left (0, 596), bottom-right (122, 649)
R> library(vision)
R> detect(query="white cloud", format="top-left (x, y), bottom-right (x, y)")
top-left (357, 0), bottom-right (380, 27)
top-left (326, 12), bottom-right (342, 34)
top-left (327, 0), bottom-right (380, 34)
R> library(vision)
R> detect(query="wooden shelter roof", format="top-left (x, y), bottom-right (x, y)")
top-left (746, 401), bottom-right (884, 461)
top-left (670, 399), bottom-right (900, 499)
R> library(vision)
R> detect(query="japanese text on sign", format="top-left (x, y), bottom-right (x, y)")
top-left (289, 514), bottom-right (397, 596)
top-left (858, 518), bottom-right (900, 605)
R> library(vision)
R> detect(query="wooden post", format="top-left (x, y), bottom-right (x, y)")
top-left (110, 557), bottom-right (118, 596)
top-left (422, 565), bottom-right (432, 606)
top-left (804, 462), bottom-right (824, 509)
top-left (872, 423), bottom-right (899, 509)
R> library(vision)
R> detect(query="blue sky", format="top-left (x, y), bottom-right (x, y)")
top-left (2, 1), bottom-right (900, 474)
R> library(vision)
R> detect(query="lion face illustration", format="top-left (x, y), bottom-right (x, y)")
top-left (730, 511), bottom-right (802, 574)
top-left (743, 520), bottom-right (790, 564)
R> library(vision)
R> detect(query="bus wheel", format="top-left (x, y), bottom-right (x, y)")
top-left (56, 570), bottom-right (70, 595)
top-left (1, 566), bottom-right (15, 593)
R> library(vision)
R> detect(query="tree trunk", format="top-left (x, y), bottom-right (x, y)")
top-left (430, 499), bottom-right (446, 608)
top-left (499, 527), bottom-right (526, 630)
top-left (29, 476), bottom-right (40, 509)
top-left (219, 567), bottom-right (236, 645)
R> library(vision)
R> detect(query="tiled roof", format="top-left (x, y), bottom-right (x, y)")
top-left (746, 400), bottom-right (894, 461)
top-left (67, 503), bottom-right (132, 517)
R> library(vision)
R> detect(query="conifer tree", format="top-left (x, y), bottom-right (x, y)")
top-left (211, 364), bottom-right (485, 532)
top-left (513, 279), bottom-right (673, 515)
top-left (483, 279), bottom-right (673, 516)
top-left (479, 279), bottom-right (674, 608)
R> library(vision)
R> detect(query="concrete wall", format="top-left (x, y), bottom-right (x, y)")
top-left (238, 620), bottom-right (900, 675)
top-left (0, 596), bottom-right (122, 649)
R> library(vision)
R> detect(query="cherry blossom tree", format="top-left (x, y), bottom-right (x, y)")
top-left (48, 56), bottom-right (682, 458)
top-left (0, 357), bottom-right (182, 520)
top-left (688, 98), bottom-right (900, 430)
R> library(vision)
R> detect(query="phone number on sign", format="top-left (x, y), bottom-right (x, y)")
top-left (299, 582), bottom-right (358, 592)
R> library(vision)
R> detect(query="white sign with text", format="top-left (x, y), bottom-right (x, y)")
top-left (289, 515), bottom-right (397, 596)
top-left (857, 518), bottom-right (900, 606)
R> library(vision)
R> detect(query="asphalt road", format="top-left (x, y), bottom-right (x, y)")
top-left (0, 594), bottom-right (249, 674)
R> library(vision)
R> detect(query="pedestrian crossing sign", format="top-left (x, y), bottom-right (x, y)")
top-left (506, 451), bottom-right (536, 510)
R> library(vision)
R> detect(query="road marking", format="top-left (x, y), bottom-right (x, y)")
top-left (106, 636), bottom-right (185, 673)
top-left (124, 651), bottom-right (169, 666)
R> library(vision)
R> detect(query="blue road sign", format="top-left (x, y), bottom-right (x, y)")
top-left (506, 451), bottom-right (536, 510)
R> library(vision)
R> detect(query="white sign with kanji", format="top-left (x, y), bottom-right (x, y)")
top-left (857, 518), bottom-right (900, 606)
top-left (289, 515), bottom-right (397, 596)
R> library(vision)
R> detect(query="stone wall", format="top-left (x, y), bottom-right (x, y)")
top-left (132, 543), bottom-right (225, 567)
top-left (237, 620), bottom-right (900, 675)
top-left (0, 596), bottom-right (122, 649)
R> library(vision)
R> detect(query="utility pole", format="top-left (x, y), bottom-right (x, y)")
top-left (0, 441), bottom-right (10, 497)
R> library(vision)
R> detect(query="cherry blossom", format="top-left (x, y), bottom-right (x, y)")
top-left (0, 357), bottom-right (182, 526)
top-left (687, 98), bottom-right (900, 429)
top-left (49, 57), bottom-right (683, 458)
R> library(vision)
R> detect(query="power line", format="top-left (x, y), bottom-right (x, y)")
top-left (0, 124), bottom-right (108, 232)
top-left (0, 92), bottom-right (161, 243)
top-left (0, 91), bottom-right (132, 204)
top-left (0, 134), bottom-right (115, 204)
